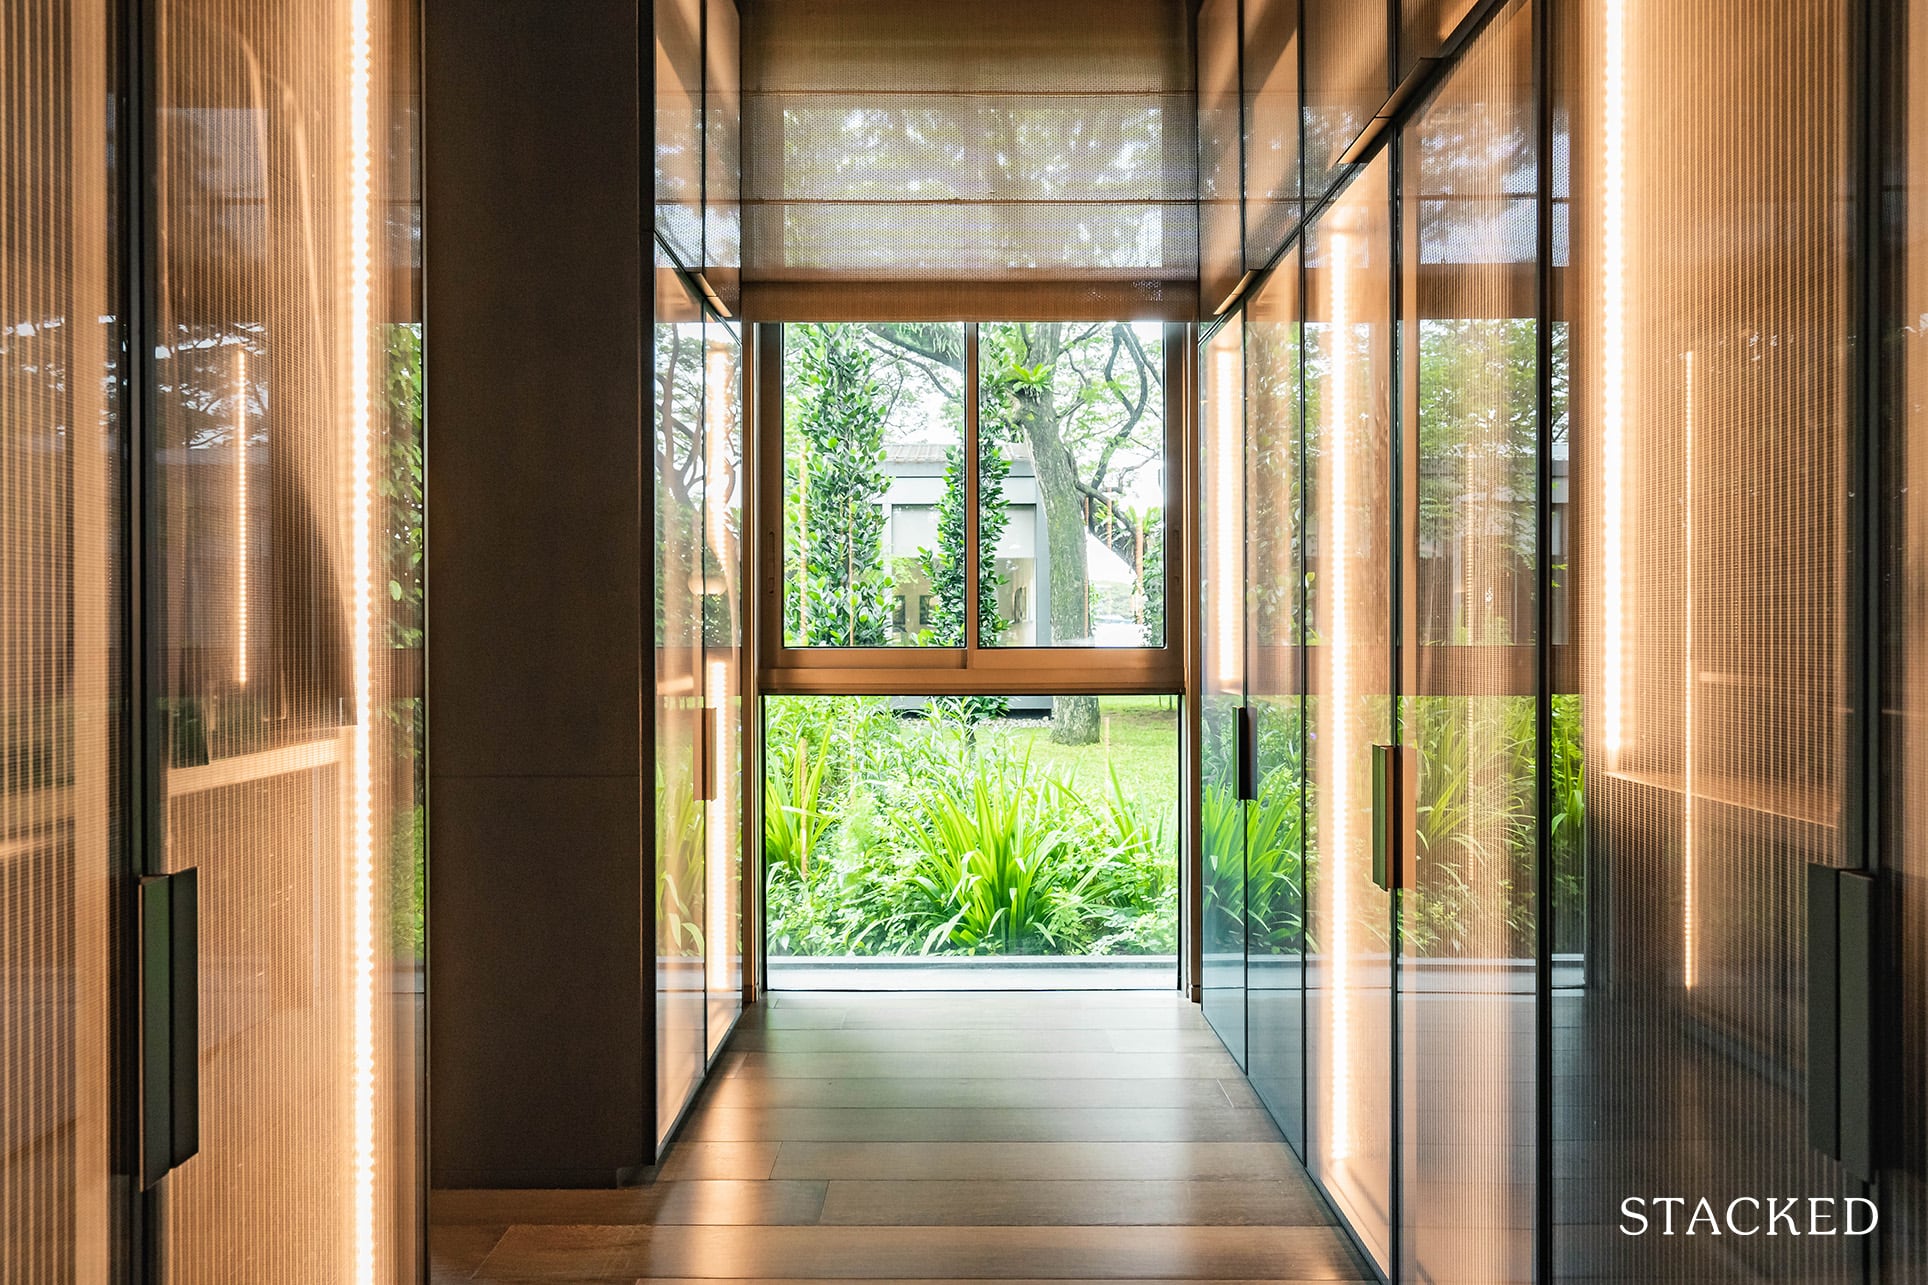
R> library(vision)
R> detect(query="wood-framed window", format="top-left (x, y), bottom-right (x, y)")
top-left (756, 321), bottom-right (1188, 695)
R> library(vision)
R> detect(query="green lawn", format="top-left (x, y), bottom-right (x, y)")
top-left (982, 697), bottom-right (1181, 817)
top-left (761, 693), bottom-right (1181, 957)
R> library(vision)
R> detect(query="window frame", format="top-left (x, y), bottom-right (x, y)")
top-left (755, 320), bottom-right (1189, 695)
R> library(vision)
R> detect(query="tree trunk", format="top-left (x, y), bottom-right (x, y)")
top-left (1012, 324), bottom-right (1101, 745)
top-left (1051, 694), bottom-right (1100, 745)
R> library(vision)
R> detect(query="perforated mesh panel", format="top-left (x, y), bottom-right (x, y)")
top-left (0, 3), bottom-right (118, 1279)
top-left (1243, 0), bottom-right (1302, 273)
top-left (741, 0), bottom-right (1197, 319)
top-left (151, 0), bottom-right (423, 1277)
top-left (1552, 0), bottom-right (1856, 1277)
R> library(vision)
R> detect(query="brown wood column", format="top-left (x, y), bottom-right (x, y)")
top-left (424, 0), bottom-right (652, 1187)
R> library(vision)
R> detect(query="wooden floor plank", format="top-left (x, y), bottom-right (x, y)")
top-left (434, 1182), bottom-right (828, 1227)
top-left (434, 991), bottom-right (1368, 1284)
top-left (698, 1076), bottom-right (1242, 1110)
top-left (722, 1051), bottom-right (1240, 1080)
top-left (768, 1141), bottom-right (1307, 1182)
top-left (678, 1105), bottom-right (1284, 1144)
top-left (816, 1178), bottom-right (1334, 1227)
top-left (476, 1224), bottom-right (1367, 1280)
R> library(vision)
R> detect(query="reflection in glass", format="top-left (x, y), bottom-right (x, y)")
top-left (1890, 0), bottom-right (1928, 1265)
top-left (1244, 0), bottom-right (1303, 270)
top-left (979, 322), bottom-right (1167, 651)
top-left (654, 0), bottom-right (704, 268)
top-left (149, 0), bottom-right (425, 1275)
top-left (1198, 0), bottom-right (1244, 314)
top-left (1395, 12), bottom-right (1538, 1279)
top-left (1, 4), bottom-right (118, 1276)
top-left (780, 322), bottom-right (966, 648)
top-left (1200, 322), bottom-right (1247, 1064)
top-left (703, 319), bottom-right (744, 1053)
top-left (1303, 152), bottom-right (1395, 1274)
top-left (655, 254), bottom-right (707, 1139)
top-left (1552, 0), bottom-right (1855, 1277)
top-left (1303, 0), bottom-right (1389, 201)
top-left (1244, 250), bottom-right (1306, 1155)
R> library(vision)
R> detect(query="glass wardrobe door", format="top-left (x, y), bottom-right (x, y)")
top-left (654, 253), bottom-right (708, 1141)
top-left (1889, 0), bottom-right (1928, 1270)
top-left (1395, 5), bottom-right (1537, 1281)
top-left (702, 315), bottom-right (743, 1056)
top-left (1200, 322), bottom-right (1248, 1066)
top-left (1550, 0), bottom-right (1858, 1277)
top-left (1542, 0), bottom-right (1858, 1273)
top-left (149, 0), bottom-right (426, 1277)
top-left (1303, 151), bottom-right (1396, 1272)
top-left (1244, 250), bottom-right (1307, 1154)
top-left (1, 3), bottom-right (121, 1277)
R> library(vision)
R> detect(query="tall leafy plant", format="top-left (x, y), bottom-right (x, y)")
top-left (791, 323), bottom-right (893, 646)
top-left (903, 750), bottom-right (1096, 954)
top-left (765, 724), bottom-right (831, 884)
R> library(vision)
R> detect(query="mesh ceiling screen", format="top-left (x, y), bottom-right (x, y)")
top-left (741, 0), bottom-right (1198, 319)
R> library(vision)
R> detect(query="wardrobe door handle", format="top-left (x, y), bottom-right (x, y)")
top-left (141, 868), bottom-right (200, 1188)
top-left (1370, 745), bottom-right (1412, 893)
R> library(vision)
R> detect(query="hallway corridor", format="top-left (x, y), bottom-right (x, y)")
top-left (429, 992), bottom-right (1368, 1283)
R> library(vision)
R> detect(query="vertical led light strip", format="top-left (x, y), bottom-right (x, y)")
top-left (1600, 0), bottom-right (1628, 771)
top-left (1212, 340), bottom-right (1242, 685)
top-left (345, 0), bottom-right (379, 1277)
top-left (1324, 229), bottom-right (1354, 1163)
top-left (1681, 351), bottom-right (1696, 990)
top-left (235, 348), bottom-right (249, 686)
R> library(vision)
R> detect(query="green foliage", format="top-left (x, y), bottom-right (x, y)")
top-left (919, 441), bottom-right (1009, 652)
top-left (1549, 694), bottom-right (1588, 951)
top-left (656, 759), bottom-right (706, 956)
top-left (902, 751), bottom-right (1095, 954)
top-left (790, 323), bottom-right (894, 646)
top-left (765, 722), bottom-right (831, 883)
top-left (763, 698), bottom-right (1178, 958)
top-left (382, 326), bottom-right (427, 962)
top-left (389, 804), bottom-right (425, 957)
top-left (918, 437), bottom-right (1011, 722)
top-left (383, 324), bottom-right (425, 652)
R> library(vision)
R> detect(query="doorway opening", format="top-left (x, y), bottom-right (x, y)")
top-left (762, 694), bottom-right (1180, 990)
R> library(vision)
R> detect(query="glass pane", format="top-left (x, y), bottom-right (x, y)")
top-left (0, 3), bottom-right (120, 1276)
top-left (1889, 0), bottom-right (1928, 1269)
top-left (780, 322), bottom-right (966, 648)
top-left (1552, 0), bottom-right (1856, 1277)
top-left (151, 0), bottom-right (425, 1275)
top-left (1199, 0), bottom-right (1244, 315)
top-left (1244, 0), bottom-right (1303, 271)
top-left (979, 322), bottom-right (1167, 649)
top-left (1302, 152), bottom-right (1394, 1274)
top-left (654, 0), bottom-right (703, 268)
top-left (703, 317), bottom-right (744, 1054)
top-left (1244, 251), bottom-right (1306, 1155)
top-left (762, 694), bottom-right (1179, 989)
top-left (1400, 0), bottom-right (1480, 78)
top-left (1200, 324), bottom-right (1247, 1064)
top-left (654, 253), bottom-right (707, 1137)
top-left (1303, 0), bottom-right (1389, 202)
top-left (702, 0), bottom-right (740, 312)
top-left (1396, 6), bottom-right (1536, 1280)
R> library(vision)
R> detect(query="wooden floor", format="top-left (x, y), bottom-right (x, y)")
top-left (430, 990), bottom-right (1370, 1284)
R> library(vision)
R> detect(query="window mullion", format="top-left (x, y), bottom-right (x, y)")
top-left (964, 322), bottom-right (982, 660)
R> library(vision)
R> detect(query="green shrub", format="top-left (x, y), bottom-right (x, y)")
top-left (763, 698), bottom-right (1179, 958)
top-left (903, 748), bottom-right (1093, 955)
top-left (765, 722), bottom-right (831, 883)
